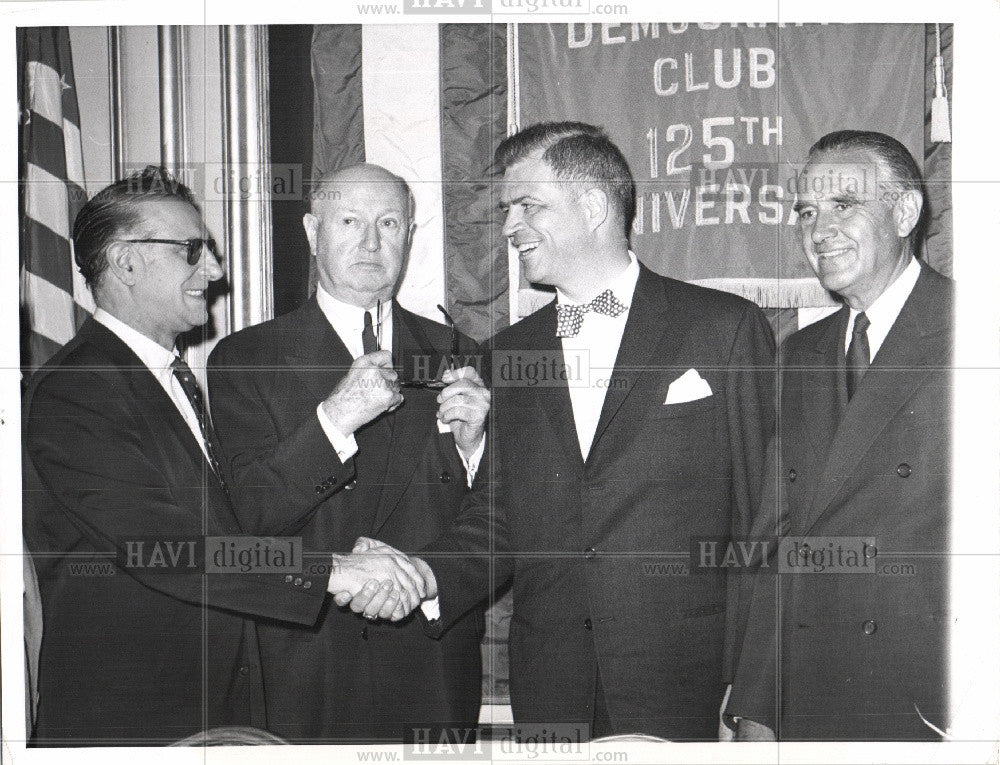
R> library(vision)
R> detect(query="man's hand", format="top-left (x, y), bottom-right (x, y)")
top-left (321, 350), bottom-right (403, 435)
top-left (326, 537), bottom-right (428, 621)
top-left (332, 538), bottom-right (437, 621)
top-left (437, 366), bottom-right (490, 458)
top-left (735, 718), bottom-right (776, 741)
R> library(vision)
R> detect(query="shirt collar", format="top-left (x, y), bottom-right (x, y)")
top-left (93, 308), bottom-right (179, 376)
top-left (849, 256), bottom-right (921, 330)
top-left (555, 251), bottom-right (640, 308)
top-left (316, 285), bottom-right (392, 329)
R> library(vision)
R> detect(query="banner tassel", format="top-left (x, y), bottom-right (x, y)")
top-left (931, 23), bottom-right (951, 143)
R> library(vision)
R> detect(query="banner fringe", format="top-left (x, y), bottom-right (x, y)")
top-left (689, 278), bottom-right (838, 309)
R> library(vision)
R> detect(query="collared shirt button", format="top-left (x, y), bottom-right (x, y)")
top-left (788, 469), bottom-right (797, 482)
top-left (896, 463), bottom-right (912, 478)
top-left (584, 618), bottom-right (593, 631)
top-left (584, 547), bottom-right (596, 560)
top-left (284, 574), bottom-right (294, 583)
top-left (862, 620), bottom-right (877, 635)
top-left (439, 471), bottom-right (452, 484)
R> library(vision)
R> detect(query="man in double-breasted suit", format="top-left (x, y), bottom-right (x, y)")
top-left (207, 164), bottom-right (490, 742)
top-left (22, 167), bottom-right (389, 745)
top-left (729, 130), bottom-right (953, 740)
top-left (356, 122), bottom-right (777, 741)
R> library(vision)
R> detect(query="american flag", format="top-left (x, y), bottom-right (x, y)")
top-left (18, 27), bottom-right (94, 376)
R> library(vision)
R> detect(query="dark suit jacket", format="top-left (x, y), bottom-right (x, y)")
top-left (423, 265), bottom-right (776, 740)
top-left (729, 264), bottom-right (953, 740)
top-left (22, 318), bottom-right (325, 745)
top-left (207, 298), bottom-right (484, 743)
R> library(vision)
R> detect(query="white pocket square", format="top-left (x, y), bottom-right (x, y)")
top-left (664, 369), bottom-right (713, 404)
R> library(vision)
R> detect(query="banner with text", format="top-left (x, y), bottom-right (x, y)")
top-left (518, 23), bottom-right (926, 307)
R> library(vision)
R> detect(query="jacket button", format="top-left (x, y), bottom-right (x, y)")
top-left (896, 463), bottom-right (911, 478)
top-left (361, 626), bottom-right (369, 640)
top-left (344, 479), bottom-right (357, 490)
top-left (315, 485), bottom-right (325, 494)
top-left (238, 665), bottom-right (250, 675)
top-left (862, 620), bottom-right (877, 635)
top-left (284, 574), bottom-right (294, 583)
top-left (788, 469), bottom-right (797, 482)
top-left (303, 581), bottom-right (312, 589)
top-left (584, 618), bottom-right (593, 631)
top-left (583, 547), bottom-right (596, 560)
top-left (294, 577), bottom-right (303, 586)
top-left (863, 544), bottom-right (878, 559)
top-left (439, 471), bottom-right (452, 484)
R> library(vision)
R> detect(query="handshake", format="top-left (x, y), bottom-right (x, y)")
top-left (325, 537), bottom-right (437, 622)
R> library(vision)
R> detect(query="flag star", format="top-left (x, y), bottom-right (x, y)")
top-left (59, 74), bottom-right (72, 91)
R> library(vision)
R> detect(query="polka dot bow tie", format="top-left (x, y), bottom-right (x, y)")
top-left (555, 289), bottom-right (628, 338)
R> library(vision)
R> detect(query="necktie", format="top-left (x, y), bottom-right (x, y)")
top-left (171, 358), bottom-right (228, 493)
top-left (362, 310), bottom-right (378, 354)
top-left (555, 289), bottom-right (628, 338)
top-left (846, 312), bottom-right (871, 401)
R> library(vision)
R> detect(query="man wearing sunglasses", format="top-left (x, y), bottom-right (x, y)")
top-left (207, 163), bottom-right (490, 742)
top-left (21, 166), bottom-right (403, 744)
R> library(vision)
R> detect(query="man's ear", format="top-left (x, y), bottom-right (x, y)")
top-left (579, 187), bottom-right (609, 233)
top-left (302, 213), bottom-right (320, 255)
top-left (405, 221), bottom-right (416, 251)
top-left (105, 241), bottom-right (138, 286)
top-left (893, 189), bottom-right (923, 239)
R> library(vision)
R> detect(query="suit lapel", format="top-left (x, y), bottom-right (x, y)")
top-left (370, 304), bottom-right (443, 534)
top-left (284, 298), bottom-right (355, 404)
top-left (587, 267), bottom-right (680, 463)
top-left (797, 307), bottom-right (849, 459)
top-left (801, 269), bottom-right (952, 534)
top-left (521, 303), bottom-right (586, 469)
top-left (82, 319), bottom-right (211, 480)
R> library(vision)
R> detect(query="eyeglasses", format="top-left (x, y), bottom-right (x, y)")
top-left (398, 304), bottom-right (459, 390)
top-left (117, 238), bottom-right (219, 266)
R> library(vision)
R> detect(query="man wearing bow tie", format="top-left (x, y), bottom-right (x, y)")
top-left (356, 122), bottom-right (777, 740)
top-left (729, 131), bottom-right (954, 740)
top-left (207, 163), bottom-right (490, 742)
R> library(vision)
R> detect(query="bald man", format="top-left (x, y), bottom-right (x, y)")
top-left (207, 164), bottom-right (489, 743)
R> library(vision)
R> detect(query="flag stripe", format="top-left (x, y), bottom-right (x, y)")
top-left (438, 23), bottom-right (509, 342)
top-left (24, 111), bottom-right (68, 179)
top-left (310, 24), bottom-right (365, 179)
top-left (25, 162), bottom-right (71, 241)
top-left (21, 268), bottom-right (77, 346)
top-left (22, 216), bottom-right (74, 293)
top-left (25, 61), bottom-right (65, 128)
top-left (361, 24), bottom-right (445, 322)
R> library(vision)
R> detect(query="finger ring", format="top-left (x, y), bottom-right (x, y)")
top-left (364, 613), bottom-right (377, 621)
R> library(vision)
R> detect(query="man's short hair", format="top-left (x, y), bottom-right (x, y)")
top-left (808, 130), bottom-right (927, 246)
top-left (494, 121), bottom-right (636, 240)
top-left (72, 166), bottom-right (197, 289)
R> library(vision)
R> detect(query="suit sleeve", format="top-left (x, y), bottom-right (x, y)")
top-left (208, 340), bottom-right (356, 537)
top-left (420, 339), bottom-right (510, 635)
top-left (25, 369), bottom-right (325, 626)
top-left (722, 302), bottom-right (777, 682)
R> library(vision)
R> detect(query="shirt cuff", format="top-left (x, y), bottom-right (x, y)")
top-left (457, 434), bottom-right (485, 488)
top-left (316, 403), bottom-right (358, 462)
top-left (420, 597), bottom-right (441, 621)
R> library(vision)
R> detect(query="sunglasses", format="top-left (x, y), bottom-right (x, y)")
top-left (118, 238), bottom-right (219, 266)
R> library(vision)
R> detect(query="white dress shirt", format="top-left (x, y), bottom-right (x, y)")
top-left (313, 285), bottom-right (483, 484)
top-left (93, 309), bottom-right (212, 465)
top-left (556, 252), bottom-right (641, 460)
top-left (843, 256), bottom-right (921, 362)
